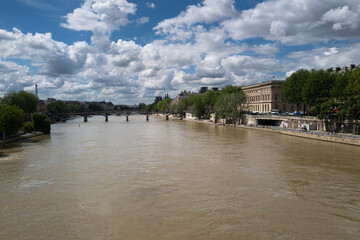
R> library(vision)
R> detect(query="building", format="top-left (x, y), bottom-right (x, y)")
top-left (154, 96), bottom-right (163, 103)
top-left (199, 87), bottom-right (208, 94)
top-left (241, 80), bottom-right (301, 113)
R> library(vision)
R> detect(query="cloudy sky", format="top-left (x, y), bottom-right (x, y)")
top-left (0, 0), bottom-right (359, 104)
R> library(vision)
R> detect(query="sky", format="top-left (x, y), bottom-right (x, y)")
top-left (0, 0), bottom-right (360, 104)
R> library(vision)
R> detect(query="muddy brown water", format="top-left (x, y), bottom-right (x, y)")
top-left (0, 115), bottom-right (359, 239)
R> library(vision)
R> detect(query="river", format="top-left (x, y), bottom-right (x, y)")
top-left (0, 115), bottom-right (359, 239)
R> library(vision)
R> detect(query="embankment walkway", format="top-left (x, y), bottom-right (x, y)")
top-left (159, 114), bottom-right (360, 146)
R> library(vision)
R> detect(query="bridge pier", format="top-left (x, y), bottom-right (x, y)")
top-left (84, 115), bottom-right (88, 122)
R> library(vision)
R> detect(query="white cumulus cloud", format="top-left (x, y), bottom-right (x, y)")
top-left (222, 0), bottom-right (360, 45)
top-left (61, 0), bottom-right (136, 47)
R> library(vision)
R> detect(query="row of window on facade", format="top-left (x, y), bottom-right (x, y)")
top-left (246, 94), bottom-right (280, 102)
top-left (248, 104), bottom-right (295, 112)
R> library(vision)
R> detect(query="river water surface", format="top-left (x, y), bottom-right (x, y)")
top-left (1, 115), bottom-right (359, 239)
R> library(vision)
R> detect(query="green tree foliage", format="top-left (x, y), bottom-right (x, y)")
top-left (201, 90), bottom-right (220, 113)
top-left (281, 67), bottom-right (360, 120)
top-left (331, 70), bottom-right (350, 100)
top-left (154, 98), bottom-right (172, 113)
top-left (173, 99), bottom-right (188, 113)
top-left (88, 102), bottom-right (103, 112)
top-left (215, 88), bottom-right (247, 124)
top-left (169, 86), bottom-right (243, 120)
top-left (2, 91), bottom-right (38, 114)
top-left (46, 101), bottom-right (67, 113)
top-left (145, 103), bottom-right (155, 112)
top-left (219, 85), bottom-right (243, 95)
top-left (164, 98), bottom-right (172, 111)
top-left (191, 95), bottom-right (206, 119)
top-left (338, 68), bottom-right (360, 120)
top-left (345, 67), bottom-right (360, 97)
top-left (47, 101), bottom-right (85, 113)
top-left (338, 96), bottom-right (360, 120)
top-left (155, 100), bottom-right (167, 112)
top-left (139, 103), bottom-right (146, 111)
top-left (32, 113), bottom-right (51, 134)
top-left (281, 69), bottom-right (310, 111)
top-left (0, 105), bottom-right (25, 137)
top-left (302, 70), bottom-right (335, 109)
top-left (67, 104), bottom-right (84, 113)
top-left (22, 122), bottom-right (34, 133)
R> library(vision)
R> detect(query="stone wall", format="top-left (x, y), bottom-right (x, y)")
top-left (244, 114), bottom-right (360, 134)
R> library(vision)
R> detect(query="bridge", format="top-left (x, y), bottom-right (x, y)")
top-left (47, 111), bottom-right (151, 123)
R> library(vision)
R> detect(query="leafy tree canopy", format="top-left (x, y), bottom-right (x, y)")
top-left (302, 69), bottom-right (335, 107)
top-left (215, 86), bottom-right (247, 123)
top-left (0, 104), bottom-right (25, 137)
top-left (2, 91), bottom-right (38, 114)
top-left (281, 69), bottom-right (310, 111)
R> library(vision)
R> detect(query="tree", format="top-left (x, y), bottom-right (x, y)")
top-left (145, 103), bottom-right (155, 112)
top-left (338, 68), bottom-right (360, 120)
top-left (88, 102), bottom-right (103, 112)
top-left (67, 104), bottom-right (84, 113)
top-left (32, 113), bottom-right (51, 134)
top-left (0, 104), bottom-right (25, 137)
top-left (345, 67), bottom-right (360, 98)
top-left (302, 69), bottom-right (335, 116)
top-left (219, 85), bottom-right (243, 95)
top-left (281, 69), bottom-right (310, 111)
top-left (2, 91), bottom-right (38, 114)
top-left (164, 98), bottom-right (172, 112)
top-left (173, 99), bottom-right (188, 113)
top-left (46, 101), bottom-right (68, 113)
top-left (201, 90), bottom-right (220, 113)
top-left (331, 70), bottom-right (350, 101)
top-left (191, 95), bottom-right (206, 119)
top-left (215, 86), bottom-right (247, 124)
top-left (155, 101), bottom-right (167, 112)
top-left (302, 70), bottom-right (335, 107)
top-left (139, 103), bottom-right (146, 111)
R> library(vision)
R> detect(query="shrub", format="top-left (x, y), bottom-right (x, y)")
top-left (32, 113), bottom-right (51, 134)
top-left (22, 122), bottom-right (34, 133)
top-left (0, 105), bottom-right (25, 137)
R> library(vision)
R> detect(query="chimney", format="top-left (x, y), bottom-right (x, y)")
top-left (35, 84), bottom-right (38, 97)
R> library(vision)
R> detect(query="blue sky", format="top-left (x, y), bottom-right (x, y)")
top-left (0, 0), bottom-right (359, 104)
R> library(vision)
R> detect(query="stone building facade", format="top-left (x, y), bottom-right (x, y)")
top-left (241, 80), bottom-right (302, 113)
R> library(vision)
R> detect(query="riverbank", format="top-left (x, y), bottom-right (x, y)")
top-left (154, 114), bottom-right (360, 146)
top-left (240, 125), bottom-right (360, 146)
top-left (0, 132), bottom-right (45, 146)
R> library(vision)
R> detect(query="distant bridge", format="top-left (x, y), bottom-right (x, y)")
top-left (46, 111), bottom-right (150, 123)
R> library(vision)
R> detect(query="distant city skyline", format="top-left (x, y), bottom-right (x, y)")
top-left (1, 0), bottom-right (360, 104)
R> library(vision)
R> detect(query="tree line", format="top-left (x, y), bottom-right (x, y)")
top-left (0, 91), bottom-right (50, 138)
top-left (140, 85), bottom-right (247, 124)
top-left (46, 100), bottom-right (85, 113)
top-left (281, 67), bottom-right (360, 120)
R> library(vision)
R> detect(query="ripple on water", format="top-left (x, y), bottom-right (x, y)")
top-left (17, 178), bottom-right (54, 192)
